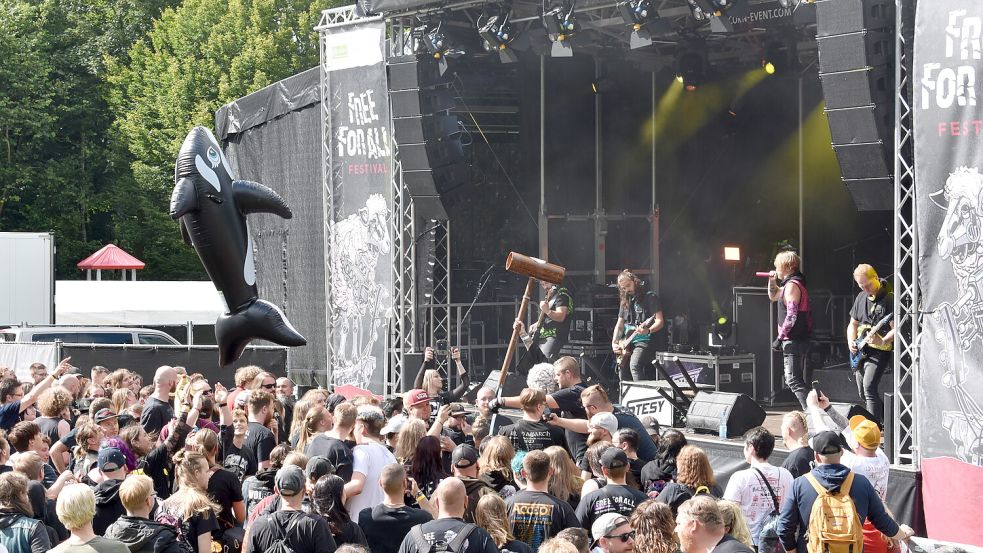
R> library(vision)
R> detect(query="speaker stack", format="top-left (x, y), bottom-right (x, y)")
top-left (816, 0), bottom-right (895, 211)
top-left (685, 391), bottom-right (767, 438)
top-left (387, 55), bottom-right (467, 220)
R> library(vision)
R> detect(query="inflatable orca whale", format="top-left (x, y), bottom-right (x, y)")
top-left (170, 126), bottom-right (307, 366)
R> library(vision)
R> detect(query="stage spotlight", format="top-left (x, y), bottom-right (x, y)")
top-left (616, 0), bottom-right (669, 49)
top-left (675, 49), bottom-right (707, 90)
top-left (542, 0), bottom-right (578, 57)
top-left (723, 246), bottom-right (741, 261)
top-left (778, 0), bottom-right (811, 8)
top-left (710, 315), bottom-right (736, 346)
top-left (418, 19), bottom-right (466, 74)
top-left (763, 61), bottom-right (776, 74)
top-left (762, 41), bottom-right (797, 76)
top-left (479, 9), bottom-right (519, 64)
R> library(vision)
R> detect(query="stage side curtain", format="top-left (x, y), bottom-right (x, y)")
top-left (322, 19), bottom-right (393, 394)
top-left (913, 0), bottom-right (983, 543)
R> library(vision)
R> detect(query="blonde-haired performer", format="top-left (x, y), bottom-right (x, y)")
top-left (767, 250), bottom-right (812, 409)
top-left (847, 264), bottom-right (894, 423)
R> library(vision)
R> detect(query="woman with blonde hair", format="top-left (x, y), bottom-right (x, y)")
top-left (545, 446), bottom-right (583, 508)
top-left (718, 499), bottom-right (755, 549)
top-left (477, 436), bottom-right (517, 498)
top-left (159, 450), bottom-right (221, 553)
top-left (287, 398), bottom-right (314, 446)
top-left (628, 499), bottom-right (677, 553)
top-left (70, 422), bottom-right (102, 479)
top-left (655, 445), bottom-right (722, 514)
top-left (186, 428), bottom-right (246, 533)
top-left (474, 494), bottom-right (532, 553)
top-left (412, 346), bottom-right (470, 422)
top-left (296, 405), bottom-right (331, 453)
top-left (393, 418), bottom-right (428, 465)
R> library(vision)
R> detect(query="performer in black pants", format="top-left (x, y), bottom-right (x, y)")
top-left (528, 281), bottom-right (573, 360)
top-left (768, 250), bottom-right (812, 410)
top-left (847, 264), bottom-right (894, 424)
top-left (611, 270), bottom-right (666, 381)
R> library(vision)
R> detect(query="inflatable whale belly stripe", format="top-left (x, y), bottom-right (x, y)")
top-left (170, 126), bottom-right (307, 366)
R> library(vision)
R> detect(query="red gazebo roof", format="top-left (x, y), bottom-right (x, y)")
top-left (77, 244), bottom-right (145, 270)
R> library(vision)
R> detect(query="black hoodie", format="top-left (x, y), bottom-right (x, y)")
top-left (93, 479), bottom-right (127, 535)
top-left (104, 515), bottom-right (186, 553)
top-left (242, 467), bottom-right (277, 519)
top-left (458, 475), bottom-right (494, 522)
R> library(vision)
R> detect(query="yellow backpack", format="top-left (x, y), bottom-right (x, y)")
top-left (805, 472), bottom-right (865, 553)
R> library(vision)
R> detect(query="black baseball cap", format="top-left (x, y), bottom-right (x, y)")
top-left (600, 447), bottom-right (629, 469)
top-left (639, 415), bottom-right (660, 435)
top-left (812, 431), bottom-right (844, 455)
top-left (451, 444), bottom-right (479, 469)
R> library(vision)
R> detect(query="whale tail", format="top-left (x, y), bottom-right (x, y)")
top-left (216, 299), bottom-right (307, 366)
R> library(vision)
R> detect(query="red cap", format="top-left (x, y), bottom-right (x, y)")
top-left (404, 389), bottom-right (431, 407)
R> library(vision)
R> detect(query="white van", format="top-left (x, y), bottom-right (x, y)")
top-left (0, 325), bottom-right (180, 345)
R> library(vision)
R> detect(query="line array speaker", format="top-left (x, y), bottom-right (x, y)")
top-left (815, 0), bottom-right (896, 211)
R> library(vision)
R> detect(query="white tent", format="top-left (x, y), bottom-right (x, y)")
top-left (56, 281), bottom-right (225, 325)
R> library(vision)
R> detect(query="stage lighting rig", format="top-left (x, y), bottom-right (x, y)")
top-left (542, 0), bottom-right (578, 57)
top-left (616, 0), bottom-right (669, 50)
top-left (687, 0), bottom-right (740, 32)
top-left (479, 8), bottom-right (519, 64)
top-left (675, 49), bottom-right (707, 90)
top-left (778, 0), bottom-right (811, 8)
top-left (416, 18), bottom-right (465, 75)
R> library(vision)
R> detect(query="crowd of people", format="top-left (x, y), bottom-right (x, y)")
top-left (0, 349), bottom-right (917, 553)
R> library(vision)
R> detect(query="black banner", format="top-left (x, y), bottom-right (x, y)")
top-left (322, 20), bottom-right (393, 393)
top-left (914, 0), bottom-right (983, 464)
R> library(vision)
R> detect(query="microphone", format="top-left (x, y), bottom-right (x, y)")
top-left (755, 272), bottom-right (775, 278)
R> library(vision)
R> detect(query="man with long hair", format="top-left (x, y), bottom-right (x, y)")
top-left (611, 270), bottom-right (666, 381)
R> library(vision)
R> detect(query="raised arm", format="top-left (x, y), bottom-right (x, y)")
top-left (413, 347), bottom-right (435, 390)
top-left (20, 357), bottom-right (70, 412)
top-left (446, 348), bottom-right (470, 401)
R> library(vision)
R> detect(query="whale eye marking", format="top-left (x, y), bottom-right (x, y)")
top-left (195, 155), bottom-right (221, 192)
top-left (207, 147), bottom-right (221, 168)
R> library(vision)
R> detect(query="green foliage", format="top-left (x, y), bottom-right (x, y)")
top-left (1, 0), bottom-right (337, 280)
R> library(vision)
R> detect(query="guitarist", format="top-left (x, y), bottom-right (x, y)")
top-left (611, 270), bottom-right (666, 381)
top-left (529, 281), bottom-right (574, 360)
top-left (847, 264), bottom-right (894, 424)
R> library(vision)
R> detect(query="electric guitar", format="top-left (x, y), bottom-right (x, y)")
top-left (616, 314), bottom-right (658, 371)
top-left (849, 313), bottom-right (894, 369)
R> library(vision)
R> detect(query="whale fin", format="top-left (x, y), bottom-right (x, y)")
top-left (232, 180), bottom-right (292, 219)
top-left (215, 299), bottom-right (307, 366)
top-left (179, 219), bottom-right (193, 246)
top-left (170, 177), bottom-right (199, 219)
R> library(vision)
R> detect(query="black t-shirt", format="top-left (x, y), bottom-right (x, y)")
top-left (618, 290), bottom-right (666, 348)
top-left (505, 490), bottom-right (579, 552)
top-left (541, 288), bottom-right (573, 340)
top-left (333, 519), bottom-right (367, 547)
top-left (575, 483), bottom-right (649, 530)
top-left (550, 384), bottom-right (588, 464)
top-left (655, 482), bottom-right (723, 514)
top-left (782, 446), bottom-right (814, 479)
top-left (628, 458), bottom-right (645, 489)
top-left (502, 539), bottom-right (534, 553)
top-left (498, 419), bottom-right (566, 453)
top-left (243, 422), bottom-right (276, 476)
top-left (712, 534), bottom-right (755, 553)
top-left (208, 468), bottom-right (244, 532)
top-left (358, 503), bottom-right (433, 553)
top-left (396, 517), bottom-right (498, 553)
top-left (850, 280), bottom-right (894, 351)
top-left (59, 426), bottom-right (79, 450)
top-left (221, 441), bottom-right (253, 483)
top-left (246, 509), bottom-right (337, 553)
top-left (140, 397), bottom-right (174, 436)
top-left (304, 434), bottom-right (354, 482)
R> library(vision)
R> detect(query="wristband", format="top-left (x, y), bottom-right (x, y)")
top-left (216, 402), bottom-right (227, 407)
top-left (824, 405), bottom-right (833, 413)
top-left (416, 493), bottom-right (427, 503)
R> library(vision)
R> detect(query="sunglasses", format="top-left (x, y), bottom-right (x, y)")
top-left (606, 531), bottom-right (635, 543)
top-left (261, 383), bottom-right (275, 390)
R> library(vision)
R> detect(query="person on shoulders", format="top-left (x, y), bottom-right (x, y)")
top-left (245, 465), bottom-right (337, 553)
top-left (675, 495), bottom-right (753, 553)
top-left (51, 484), bottom-right (129, 553)
top-left (397, 477), bottom-right (498, 553)
top-left (722, 427), bottom-right (792, 549)
top-left (357, 463), bottom-right (433, 553)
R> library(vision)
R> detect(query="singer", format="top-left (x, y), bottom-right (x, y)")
top-left (767, 250), bottom-right (812, 409)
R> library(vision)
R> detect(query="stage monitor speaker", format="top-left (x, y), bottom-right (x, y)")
top-left (387, 55), bottom-right (449, 91)
top-left (829, 402), bottom-right (879, 426)
top-left (685, 391), bottom-right (767, 438)
top-left (816, 0), bottom-right (896, 212)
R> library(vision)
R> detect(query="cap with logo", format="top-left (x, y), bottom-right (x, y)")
top-left (403, 389), bottom-right (431, 407)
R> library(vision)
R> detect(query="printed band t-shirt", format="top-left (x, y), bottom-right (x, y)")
top-left (505, 490), bottom-right (579, 553)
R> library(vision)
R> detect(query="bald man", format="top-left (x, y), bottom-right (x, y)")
top-left (140, 365), bottom-right (176, 435)
top-left (396, 477), bottom-right (498, 553)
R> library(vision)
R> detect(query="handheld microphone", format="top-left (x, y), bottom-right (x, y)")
top-left (755, 272), bottom-right (774, 278)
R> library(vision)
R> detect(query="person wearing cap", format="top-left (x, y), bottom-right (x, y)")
top-left (94, 408), bottom-right (120, 438)
top-left (576, 448), bottom-right (648, 531)
top-left (450, 444), bottom-right (494, 523)
top-left (776, 431), bottom-right (914, 553)
top-left (444, 403), bottom-right (473, 446)
top-left (92, 447), bottom-right (129, 535)
top-left (357, 463), bottom-right (433, 553)
top-left (548, 385), bottom-right (657, 464)
top-left (498, 388), bottom-right (566, 454)
top-left (675, 495), bottom-right (752, 553)
top-left (722, 427), bottom-right (793, 549)
top-left (306, 403), bottom-right (356, 481)
top-left (404, 388), bottom-right (434, 424)
top-left (412, 346), bottom-right (471, 427)
top-left (638, 415), bottom-right (660, 444)
top-left (587, 412), bottom-right (618, 446)
top-left (490, 356), bottom-right (588, 464)
top-left (591, 512), bottom-right (635, 553)
top-left (505, 450), bottom-right (579, 552)
top-left (612, 428), bottom-right (644, 487)
top-left (344, 407), bottom-right (398, 518)
top-left (396, 477), bottom-right (498, 553)
top-left (245, 465), bottom-right (337, 553)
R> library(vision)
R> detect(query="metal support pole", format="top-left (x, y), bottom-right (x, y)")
top-left (650, 72), bottom-right (660, 292)
top-left (594, 58), bottom-right (605, 285)
top-left (539, 55), bottom-right (549, 263)
top-left (798, 77), bottom-right (804, 268)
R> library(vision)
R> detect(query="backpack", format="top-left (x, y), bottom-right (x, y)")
top-left (410, 523), bottom-right (477, 553)
top-left (805, 472), bottom-right (864, 553)
top-left (265, 513), bottom-right (303, 553)
top-left (154, 510), bottom-right (197, 553)
top-left (752, 468), bottom-right (784, 553)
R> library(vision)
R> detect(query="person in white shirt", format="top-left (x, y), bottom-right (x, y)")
top-left (722, 427), bottom-right (792, 548)
top-left (343, 407), bottom-right (397, 516)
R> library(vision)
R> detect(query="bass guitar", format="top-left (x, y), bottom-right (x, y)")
top-left (616, 314), bottom-right (658, 372)
top-left (849, 313), bottom-right (894, 369)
